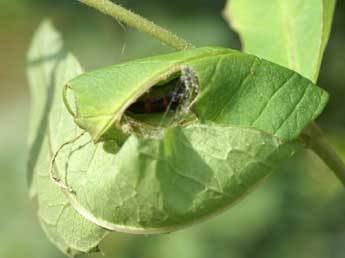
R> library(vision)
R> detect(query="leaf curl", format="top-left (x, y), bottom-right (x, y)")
top-left (27, 19), bottom-right (329, 255)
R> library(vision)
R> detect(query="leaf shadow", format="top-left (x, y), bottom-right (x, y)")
top-left (155, 129), bottom-right (224, 224)
top-left (26, 49), bottom-right (68, 189)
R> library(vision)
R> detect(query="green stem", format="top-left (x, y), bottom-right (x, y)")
top-left (304, 123), bottom-right (345, 187)
top-left (78, 0), bottom-right (194, 50)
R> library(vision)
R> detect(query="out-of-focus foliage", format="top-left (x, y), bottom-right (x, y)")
top-left (1, 1), bottom-right (345, 258)
top-left (225, 0), bottom-right (336, 82)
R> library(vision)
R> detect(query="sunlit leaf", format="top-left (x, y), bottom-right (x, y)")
top-left (225, 0), bottom-right (337, 82)
top-left (27, 19), bottom-right (329, 255)
top-left (59, 47), bottom-right (328, 232)
top-left (27, 20), bottom-right (107, 256)
top-left (55, 123), bottom-right (296, 233)
top-left (67, 47), bottom-right (328, 143)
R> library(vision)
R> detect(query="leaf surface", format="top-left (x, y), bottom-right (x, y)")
top-left (27, 21), bottom-right (107, 256)
top-left (28, 17), bottom-right (330, 254)
top-left (55, 123), bottom-right (296, 233)
top-left (61, 48), bottom-right (328, 233)
top-left (27, 20), bottom-right (65, 194)
top-left (225, 0), bottom-right (336, 82)
top-left (67, 47), bottom-right (328, 142)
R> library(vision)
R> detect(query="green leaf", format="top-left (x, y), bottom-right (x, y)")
top-left (37, 139), bottom-right (106, 257)
top-left (27, 20), bottom-right (107, 256)
top-left (28, 19), bottom-right (329, 254)
top-left (60, 47), bottom-right (328, 232)
top-left (54, 123), bottom-right (297, 233)
top-left (224, 0), bottom-right (337, 82)
top-left (26, 20), bottom-right (65, 195)
top-left (66, 47), bottom-right (328, 143)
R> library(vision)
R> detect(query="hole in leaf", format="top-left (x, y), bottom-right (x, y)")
top-left (124, 67), bottom-right (200, 128)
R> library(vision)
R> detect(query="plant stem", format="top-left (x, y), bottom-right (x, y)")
top-left (304, 123), bottom-right (345, 187)
top-left (78, 0), bottom-right (194, 50)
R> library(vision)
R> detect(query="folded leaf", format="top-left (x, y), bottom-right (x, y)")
top-left (61, 33), bottom-right (328, 234)
top-left (56, 123), bottom-right (296, 233)
top-left (27, 19), bottom-right (330, 255)
top-left (66, 47), bottom-right (328, 142)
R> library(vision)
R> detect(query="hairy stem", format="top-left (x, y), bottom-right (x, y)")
top-left (304, 123), bottom-right (345, 187)
top-left (78, 0), bottom-right (194, 50)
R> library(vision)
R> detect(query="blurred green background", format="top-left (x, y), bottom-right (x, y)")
top-left (1, 1), bottom-right (345, 258)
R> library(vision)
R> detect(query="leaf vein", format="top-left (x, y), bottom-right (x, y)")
top-left (274, 83), bottom-right (311, 135)
top-left (251, 72), bottom-right (297, 126)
